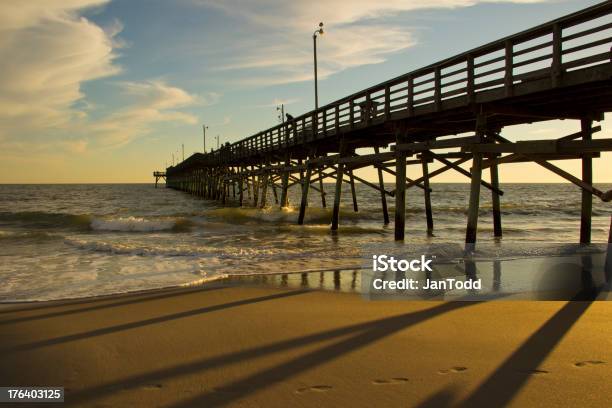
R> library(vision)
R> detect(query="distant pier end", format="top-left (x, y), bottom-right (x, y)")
top-left (153, 171), bottom-right (166, 188)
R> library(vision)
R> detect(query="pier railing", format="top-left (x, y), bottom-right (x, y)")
top-left (172, 1), bottom-right (611, 171)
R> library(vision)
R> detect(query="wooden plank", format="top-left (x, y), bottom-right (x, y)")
top-left (394, 136), bottom-right (479, 152)
top-left (468, 138), bottom-right (612, 154)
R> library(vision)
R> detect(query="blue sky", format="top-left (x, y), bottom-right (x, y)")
top-left (0, 0), bottom-right (609, 182)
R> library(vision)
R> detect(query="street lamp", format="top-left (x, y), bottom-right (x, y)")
top-left (313, 22), bottom-right (324, 111)
top-left (202, 124), bottom-right (208, 153)
top-left (276, 104), bottom-right (285, 123)
top-left (215, 135), bottom-right (220, 150)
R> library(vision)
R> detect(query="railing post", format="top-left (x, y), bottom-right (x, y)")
top-left (552, 23), bottom-right (563, 87)
top-left (335, 105), bottom-right (340, 134)
top-left (407, 76), bottom-right (414, 116)
top-left (384, 85), bottom-right (391, 120)
top-left (349, 99), bottom-right (355, 129)
top-left (504, 40), bottom-right (514, 97)
top-left (323, 108), bottom-right (328, 136)
top-left (434, 67), bottom-right (442, 111)
top-left (467, 54), bottom-right (475, 104)
top-left (366, 92), bottom-right (372, 124)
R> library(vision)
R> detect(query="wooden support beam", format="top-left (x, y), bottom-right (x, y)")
top-left (465, 115), bottom-right (486, 251)
top-left (238, 170), bottom-right (244, 206)
top-left (606, 216), bottom-right (611, 285)
top-left (375, 147), bottom-right (389, 225)
top-left (580, 118), bottom-right (593, 244)
top-left (252, 168), bottom-right (259, 207)
top-left (430, 151), bottom-right (504, 196)
top-left (394, 136), bottom-right (479, 153)
top-left (328, 165), bottom-right (393, 197)
top-left (331, 142), bottom-right (347, 231)
top-left (488, 132), bottom-right (607, 200)
top-left (271, 177), bottom-right (279, 204)
top-left (318, 167), bottom-right (327, 208)
top-left (260, 172), bottom-right (269, 208)
top-left (280, 155), bottom-right (290, 208)
top-left (349, 170), bottom-right (358, 212)
top-left (482, 152), bottom-right (600, 168)
top-left (490, 158), bottom-right (502, 238)
top-left (467, 138), bottom-right (612, 154)
top-left (298, 164), bottom-right (312, 225)
top-left (395, 145), bottom-right (407, 241)
top-left (421, 158), bottom-right (434, 234)
top-left (378, 166), bottom-right (430, 192)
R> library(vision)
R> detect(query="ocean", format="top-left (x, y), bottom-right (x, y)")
top-left (0, 183), bottom-right (610, 302)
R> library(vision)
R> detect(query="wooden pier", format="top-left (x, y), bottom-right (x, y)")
top-left (161, 2), bottom-right (612, 249)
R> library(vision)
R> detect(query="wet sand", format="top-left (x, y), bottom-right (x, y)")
top-left (0, 277), bottom-right (610, 407)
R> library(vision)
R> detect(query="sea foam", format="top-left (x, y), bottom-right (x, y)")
top-left (90, 216), bottom-right (176, 232)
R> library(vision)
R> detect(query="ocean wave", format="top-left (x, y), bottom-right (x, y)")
top-left (0, 211), bottom-right (92, 230)
top-left (90, 216), bottom-right (189, 232)
top-left (0, 230), bottom-right (62, 242)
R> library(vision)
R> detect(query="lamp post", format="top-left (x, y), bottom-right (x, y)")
top-left (276, 104), bottom-right (284, 123)
top-left (313, 22), bottom-right (324, 111)
top-left (202, 124), bottom-right (208, 153)
top-left (215, 135), bottom-right (220, 150)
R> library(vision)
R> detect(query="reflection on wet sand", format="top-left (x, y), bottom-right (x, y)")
top-left (225, 246), bottom-right (610, 300)
top-left (227, 269), bottom-right (364, 293)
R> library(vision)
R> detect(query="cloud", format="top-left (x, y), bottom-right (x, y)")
top-left (197, 0), bottom-right (550, 86)
top-left (88, 80), bottom-right (202, 148)
top-left (0, 0), bottom-right (120, 136)
top-left (0, 2), bottom-right (206, 154)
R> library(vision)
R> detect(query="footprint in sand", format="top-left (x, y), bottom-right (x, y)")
top-left (372, 378), bottom-right (409, 385)
top-left (574, 360), bottom-right (606, 368)
top-left (296, 385), bottom-right (333, 394)
top-left (140, 384), bottom-right (163, 390)
top-left (438, 367), bottom-right (468, 375)
top-left (518, 369), bottom-right (549, 375)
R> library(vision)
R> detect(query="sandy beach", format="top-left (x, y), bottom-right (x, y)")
top-left (1, 276), bottom-right (610, 407)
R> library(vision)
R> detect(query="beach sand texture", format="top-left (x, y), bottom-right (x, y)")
top-left (1, 283), bottom-right (610, 407)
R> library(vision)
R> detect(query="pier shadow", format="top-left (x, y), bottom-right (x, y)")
top-left (5, 290), bottom-right (309, 353)
top-left (456, 299), bottom-right (593, 408)
top-left (67, 301), bottom-right (476, 406)
top-left (0, 285), bottom-right (226, 326)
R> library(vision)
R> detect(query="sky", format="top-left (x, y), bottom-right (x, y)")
top-left (0, 0), bottom-right (609, 183)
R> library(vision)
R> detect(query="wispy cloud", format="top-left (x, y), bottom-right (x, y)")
top-left (87, 80), bottom-right (203, 149)
top-left (253, 98), bottom-right (300, 108)
top-left (196, 0), bottom-right (550, 86)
